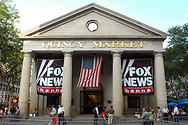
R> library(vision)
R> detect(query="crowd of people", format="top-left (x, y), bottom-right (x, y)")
top-left (49, 105), bottom-right (65, 125)
top-left (93, 105), bottom-right (115, 125)
top-left (0, 105), bottom-right (20, 117)
top-left (48, 104), bottom-right (115, 124)
top-left (2, 103), bottom-right (187, 124)
top-left (135, 104), bottom-right (187, 125)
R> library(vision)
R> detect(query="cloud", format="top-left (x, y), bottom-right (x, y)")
top-left (16, 4), bottom-right (68, 32)
top-left (185, 13), bottom-right (188, 17)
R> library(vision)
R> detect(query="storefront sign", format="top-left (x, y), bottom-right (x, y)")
top-left (11, 97), bottom-right (19, 103)
top-left (122, 59), bottom-right (154, 95)
top-left (42, 41), bottom-right (145, 49)
top-left (36, 59), bottom-right (63, 95)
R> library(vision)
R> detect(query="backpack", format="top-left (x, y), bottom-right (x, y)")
top-left (93, 108), bottom-right (96, 114)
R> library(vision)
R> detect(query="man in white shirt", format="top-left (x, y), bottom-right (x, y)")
top-left (173, 104), bottom-right (179, 122)
top-left (162, 106), bottom-right (169, 120)
top-left (57, 105), bottom-right (65, 125)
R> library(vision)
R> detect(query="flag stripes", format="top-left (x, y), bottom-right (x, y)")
top-left (77, 57), bottom-right (103, 87)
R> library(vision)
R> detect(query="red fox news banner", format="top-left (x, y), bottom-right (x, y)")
top-left (122, 59), bottom-right (154, 95)
top-left (77, 57), bottom-right (103, 87)
top-left (36, 59), bottom-right (63, 95)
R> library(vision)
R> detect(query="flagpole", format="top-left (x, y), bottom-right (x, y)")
top-left (73, 86), bottom-right (78, 91)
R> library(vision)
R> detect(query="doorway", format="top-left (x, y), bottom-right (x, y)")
top-left (80, 91), bottom-right (103, 114)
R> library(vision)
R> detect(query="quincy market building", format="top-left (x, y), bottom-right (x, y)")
top-left (18, 3), bottom-right (167, 116)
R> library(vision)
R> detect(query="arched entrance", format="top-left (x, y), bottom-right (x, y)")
top-left (80, 84), bottom-right (103, 114)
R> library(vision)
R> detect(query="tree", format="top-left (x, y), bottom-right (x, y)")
top-left (0, 0), bottom-right (23, 113)
top-left (164, 23), bottom-right (188, 99)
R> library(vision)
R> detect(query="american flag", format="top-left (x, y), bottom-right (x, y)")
top-left (77, 57), bottom-right (103, 87)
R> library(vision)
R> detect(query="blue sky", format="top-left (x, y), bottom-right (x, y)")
top-left (13, 0), bottom-right (188, 47)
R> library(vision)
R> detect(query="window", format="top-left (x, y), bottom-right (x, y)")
top-left (5, 95), bottom-right (7, 102)
top-left (128, 96), bottom-right (140, 108)
top-left (5, 85), bottom-right (7, 92)
top-left (88, 22), bottom-right (98, 31)
top-left (2, 85), bottom-right (5, 91)
top-left (86, 20), bottom-right (99, 32)
top-left (7, 86), bottom-right (9, 91)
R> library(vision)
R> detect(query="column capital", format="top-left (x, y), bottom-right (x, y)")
top-left (62, 50), bottom-right (73, 57)
top-left (111, 50), bottom-right (123, 57)
top-left (153, 50), bottom-right (165, 56)
top-left (23, 52), bottom-right (32, 57)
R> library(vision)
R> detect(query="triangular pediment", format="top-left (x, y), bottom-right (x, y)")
top-left (20, 3), bottom-right (167, 39)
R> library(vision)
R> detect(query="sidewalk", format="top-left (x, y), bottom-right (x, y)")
top-left (1, 114), bottom-right (188, 124)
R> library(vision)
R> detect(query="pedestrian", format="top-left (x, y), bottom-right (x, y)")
top-left (3, 107), bottom-right (8, 116)
top-left (135, 108), bottom-right (140, 118)
top-left (149, 108), bottom-right (156, 125)
top-left (58, 105), bottom-right (65, 125)
top-left (4, 105), bottom-right (8, 115)
top-left (108, 106), bottom-right (115, 124)
top-left (157, 106), bottom-right (161, 122)
top-left (104, 106), bottom-right (108, 114)
top-left (15, 106), bottom-right (20, 119)
top-left (49, 112), bottom-right (57, 125)
top-left (0, 108), bottom-right (3, 115)
top-left (173, 104), bottom-right (179, 123)
top-left (103, 106), bottom-right (108, 123)
top-left (93, 105), bottom-right (99, 124)
top-left (162, 106), bottom-right (169, 121)
top-left (156, 106), bottom-right (161, 124)
top-left (139, 108), bottom-right (150, 125)
top-left (10, 105), bottom-right (16, 122)
top-left (49, 105), bottom-right (57, 116)
top-left (101, 108), bottom-right (107, 125)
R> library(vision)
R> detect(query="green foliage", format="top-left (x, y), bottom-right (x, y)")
top-left (164, 23), bottom-right (188, 79)
top-left (164, 23), bottom-right (188, 98)
top-left (0, 0), bottom-right (23, 86)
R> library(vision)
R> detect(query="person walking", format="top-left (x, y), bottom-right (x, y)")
top-left (49, 112), bottom-right (57, 125)
top-left (162, 106), bottom-right (169, 121)
top-left (58, 105), bottom-right (65, 125)
top-left (157, 107), bottom-right (161, 124)
top-left (149, 108), bottom-right (156, 125)
top-left (173, 104), bottom-right (179, 123)
top-left (108, 106), bottom-right (115, 124)
top-left (10, 105), bottom-right (16, 122)
top-left (49, 105), bottom-right (57, 116)
top-left (93, 105), bottom-right (99, 124)
top-left (15, 106), bottom-right (20, 119)
top-left (139, 108), bottom-right (150, 125)
top-left (101, 108), bottom-right (107, 125)
top-left (4, 105), bottom-right (8, 115)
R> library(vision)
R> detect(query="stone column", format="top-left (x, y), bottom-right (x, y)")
top-left (29, 59), bottom-right (38, 113)
top-left (154, 51), bottom-right (167, 108)
top-left (18, 53), bottom-right (32, 114)
top-left (61, 52), bottom-right (72, 116)
top-left (38, 95), bottom-right (44, 114)
top-left (112, 51), bottom-right (123, 116)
